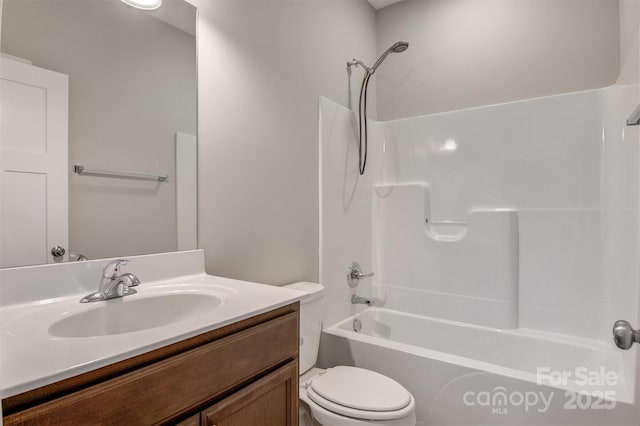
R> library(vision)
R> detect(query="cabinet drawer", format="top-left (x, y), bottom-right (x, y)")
top-left (202, 360), bottom-right (298, 426)
top-left (4, 312), bottom-right (298, 426)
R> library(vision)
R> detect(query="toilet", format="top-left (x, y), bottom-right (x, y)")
top-left (284, 282), bottom-right (416, 426)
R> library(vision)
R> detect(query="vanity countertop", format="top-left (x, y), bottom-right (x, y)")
top-left (0, 251), bottom-right (305, 399)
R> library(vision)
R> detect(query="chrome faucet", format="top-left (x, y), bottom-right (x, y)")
top-left (351, 295), bottom-right (374, 306)
top-left (80, 259), bottom-right (140, 303)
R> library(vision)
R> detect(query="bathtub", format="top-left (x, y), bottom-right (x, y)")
top-left (321, 308), bottom-right (638, 425)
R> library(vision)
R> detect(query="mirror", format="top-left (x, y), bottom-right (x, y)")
top-left (0, 0), bottom-right (197, 267)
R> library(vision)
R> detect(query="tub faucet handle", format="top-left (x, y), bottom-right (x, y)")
top-left (347, 262), bottom-right (374, 288)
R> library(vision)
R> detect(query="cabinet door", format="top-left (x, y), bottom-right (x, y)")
top-left (174, 413), bottom-right (201, 426)
top-left (202, 361), bottom-right (298, 426)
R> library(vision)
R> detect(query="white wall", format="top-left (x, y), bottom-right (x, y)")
top-left (375, 0), bottom-right (621, 120)
top-left (192, 0), bottom-right (377, 284)
top-left (618, 0), bottom-right (640, 84)
top-left (190, 0), bottom-right (633, 287)
top-left (1, 0), bottom-right (196, 260)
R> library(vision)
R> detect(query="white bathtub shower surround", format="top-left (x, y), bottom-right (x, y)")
top-left (600, 85), bottom-right (640, 407)
top-left (321, 85), bottom-right (639, 338)
top-left (322, 309), bottom-right (638, 426)
top-left (377, 89), bottom-right (604, 216)
top-left (327, 309), bottom-right (629, 400)
top-left (319, 97), bottom-right (380, 326)
top-left (374, 183), bottom-right (518, 329)
top-left (374, 87), bottom-right (633, 341)
top-left (318, 84), bottom-right (640, 424)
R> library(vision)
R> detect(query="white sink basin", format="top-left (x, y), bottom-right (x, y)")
top-left (0, 263), bottom-right (305, 398)
top-left (48, 293), bottom-right (222, 338)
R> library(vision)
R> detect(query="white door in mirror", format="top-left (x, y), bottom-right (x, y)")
top-left (0, 58), bottom-right (69, 267)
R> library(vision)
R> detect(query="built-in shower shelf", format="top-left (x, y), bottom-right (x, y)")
top-left (425, 220), bottom-right (468, 241)
top-left (373, 183), bottom-right (519, 329)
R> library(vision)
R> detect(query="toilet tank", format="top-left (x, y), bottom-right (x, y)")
top-left (283, 282), bottom-right (324, 374)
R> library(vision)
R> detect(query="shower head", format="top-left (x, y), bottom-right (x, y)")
top-left (347, 41), bottom-right (409, 74)
top-left (369, 41), bottom-right (409, 74)
top-left (391, 41), bottom-right (409, 53)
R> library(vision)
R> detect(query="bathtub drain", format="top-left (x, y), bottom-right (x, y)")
top-left (353, 318), bottom-right (362, 332)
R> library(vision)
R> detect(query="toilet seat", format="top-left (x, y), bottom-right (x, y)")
top-left (306, 366), bottom-right (415, 421)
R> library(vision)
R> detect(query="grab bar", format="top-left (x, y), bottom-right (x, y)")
top-left (627, 103), bottom-right (640, 126)
top-left (73, 165), bottom-right (168, 182)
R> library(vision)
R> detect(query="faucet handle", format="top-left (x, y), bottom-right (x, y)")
top-left (120, 273), bottom-right (141, 287)
top-left (102, 259), bottom-right (129, 278)
top-left (347, 262), bottom-right (374, 288)
top-left (119, 274), bottom-right (139, 296)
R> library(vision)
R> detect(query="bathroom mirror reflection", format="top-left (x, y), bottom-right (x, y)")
top-left (0, 0), bottom-right (197, 267)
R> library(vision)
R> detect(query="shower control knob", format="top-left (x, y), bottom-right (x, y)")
top-left (347, 262), bottom-right (374, 288)
top-left (613, 320), bottom-right (640, 350)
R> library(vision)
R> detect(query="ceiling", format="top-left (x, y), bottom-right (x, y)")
top-left (147, 0), bottom-right (196, 37)
top-left (367, 0), bottom-right (405, 10)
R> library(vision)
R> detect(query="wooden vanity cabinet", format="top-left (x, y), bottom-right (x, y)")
top-left (2, 303), bottom-right (300, 426)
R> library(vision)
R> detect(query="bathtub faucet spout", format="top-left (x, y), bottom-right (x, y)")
top-left (351, 295), bottom-right (374, 306)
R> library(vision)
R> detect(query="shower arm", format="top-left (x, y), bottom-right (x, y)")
top-left (347, 59), bottom-right (372, 74)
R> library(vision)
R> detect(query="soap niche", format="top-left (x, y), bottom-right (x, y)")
top-left (373, 183), bottom-right (519, 328)
top-left (374, 183), bottom-right (517, 242)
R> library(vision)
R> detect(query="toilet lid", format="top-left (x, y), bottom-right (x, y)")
top-left (309, 366), bottom-right (411, 412)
